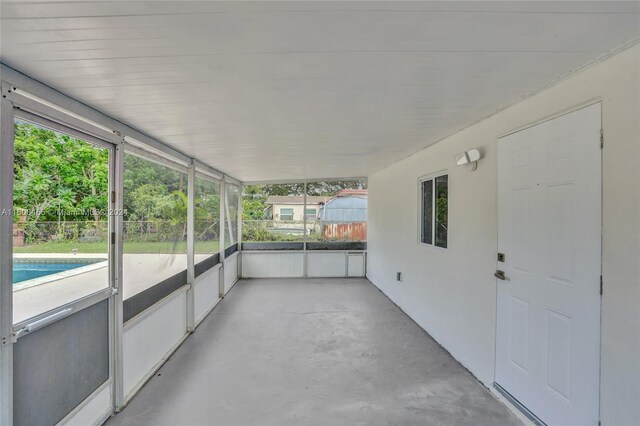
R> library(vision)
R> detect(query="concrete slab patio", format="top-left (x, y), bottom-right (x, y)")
top-left (107, 278), bottom-right (523, 426)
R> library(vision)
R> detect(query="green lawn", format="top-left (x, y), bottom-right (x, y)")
top-left (14, 240), bottom-right (220, 254)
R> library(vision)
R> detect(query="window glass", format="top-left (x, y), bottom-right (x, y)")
top-left (434, 175), bottom-right (448, 248)
top-left (280, 208), bottom-right (294, 221)
top-left (421, 174), bottom-right (447, 248)
top-left (194, 174), bottom-right (220, 266)
top-left (305, 208), bottom-right (317, 220)
top-left (241, 181), bottom-right (367, 247)
top-left (123, 153), bottom-right (188, 300)
top-left (421, 180), bottom-right (433, 245)
top-left (306, 180), bottom-right (367, 242)
top-left (12, 119), bottom-right (110, 323)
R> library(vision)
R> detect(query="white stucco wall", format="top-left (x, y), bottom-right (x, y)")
top-left (367, 44), bottom-right (639, 425)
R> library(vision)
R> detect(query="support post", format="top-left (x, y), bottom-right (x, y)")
top-left (186, 162), bottom-right (195, 332)
top-left (0, 85), bottom-right (15, 426)
top-left (218, 181), bottom-right (226, 298)
top-left (112, 142), bottom-right (125, 411)
top-left (303, 181), bottom-right (308, 277)
top-left (237, 184), bottom-right (243, 278)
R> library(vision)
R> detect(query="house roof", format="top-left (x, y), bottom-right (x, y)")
top-left (336, 189), bottom-right (368, 197)
top-left (265, 196), bottom-right (329, 205)
top-left (320, 195), bottom-right (368, 222)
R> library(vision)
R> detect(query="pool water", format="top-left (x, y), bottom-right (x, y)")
top-left (13, 259), bottom-right (105, 284)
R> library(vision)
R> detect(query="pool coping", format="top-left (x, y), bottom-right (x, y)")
top-left (13, 253), bottom-right (108, 259)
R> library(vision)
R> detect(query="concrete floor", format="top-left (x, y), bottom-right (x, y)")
top-left (107, 278), bottom-right (523, 426)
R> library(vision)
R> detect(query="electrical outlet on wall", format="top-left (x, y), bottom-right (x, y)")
top-left (396, 272), bottom-right (402, 282)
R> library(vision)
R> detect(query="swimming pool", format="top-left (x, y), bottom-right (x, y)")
top-left (13, 259), bottom-right (107, 284)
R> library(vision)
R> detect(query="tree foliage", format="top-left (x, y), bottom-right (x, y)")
top-left (13, 122), bottom-right (194, 246)
top-left (13, 121), bottom-right (109, 222)
top-left (13, 121), bottom-right (367, 246)
top-left (123, 154), bottom-right (188, 222)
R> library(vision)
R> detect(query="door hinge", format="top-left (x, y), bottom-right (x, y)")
top-left (111, 191), bottom-right (116, 203)
top-left (600, 275), bottom-right (603, 295)
top-left (111, 232), bottom-right (116, 245)
top-left (600, 128), bottom-right (604, 149)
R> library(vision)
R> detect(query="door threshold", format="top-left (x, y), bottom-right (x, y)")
top-left (493, 382), bottom-right (547, 426)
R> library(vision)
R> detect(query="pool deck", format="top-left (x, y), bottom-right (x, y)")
top-left (12, 253), bottom-right (212, 324)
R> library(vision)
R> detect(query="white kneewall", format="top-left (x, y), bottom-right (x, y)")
top-left (193, 265), bottom-right (221, 324)
top-left (58, 382), bottom-right (111, 426)
top-left (123, 288), bottom-right (189, 400)
top-left (242, 252), bottom-right (304, 278)
top-left (367, 44), bottom-right (639, 425)
top-left (223, 252), bottom-right (239, 294)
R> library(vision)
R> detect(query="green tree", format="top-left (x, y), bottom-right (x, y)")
top-left (13, 121), bottom-right (109, 223)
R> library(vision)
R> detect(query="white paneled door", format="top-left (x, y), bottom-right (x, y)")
top-left (496, 103), bottom-right (602, 425)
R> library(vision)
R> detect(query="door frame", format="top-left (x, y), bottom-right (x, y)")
top-left (493, 101), bottom-right (603, 425)
top-left (0, 85), bottom-right (125, 425)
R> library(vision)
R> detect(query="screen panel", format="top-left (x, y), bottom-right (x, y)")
top-left (306, 241), bottom-right (367, 251)
top-left (12, 119), bottom-right (110, 324)
top-left (241, 184), bottom-right (305, 249)
top-left (194, 174), bottom-right (220, 274)
top-left (241, 242), bottom-right (304, 251)
top-left (123, 270), bottom-right (188, 322)
top-left (13, 300), bottom-right (110, 426)
top-left (224, 183), bottom-right (239, 249)
top-left (122, 152), bottom-right (188, 309)
top-left (306, 180), bottom-right (368, 243)
top-left (224, 243), bottom-right (239, 258)
top-left (195, 253), bottom-right (220, 277)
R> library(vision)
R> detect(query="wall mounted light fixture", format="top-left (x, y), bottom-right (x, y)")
top-left (454, 148), bottom-right (482, 171)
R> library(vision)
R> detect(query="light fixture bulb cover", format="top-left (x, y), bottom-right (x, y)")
top-left (455, 152), bottom-right (470, 166)
top-left (467, 149), bottom-right (481, 162)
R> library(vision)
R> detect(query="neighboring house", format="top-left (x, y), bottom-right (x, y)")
top-left (265, 196), bottom-right (329, 221)
top-left (265, 190), bottom-right (368, 241)
top-left (319, 189), bottom-right (368, 241)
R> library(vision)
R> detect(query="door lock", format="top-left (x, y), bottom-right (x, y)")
top-left (495, 270), bottom-right (506, 280)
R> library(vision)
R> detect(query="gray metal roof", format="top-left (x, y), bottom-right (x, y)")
top-left (319, 196), bottom-right (367, 222)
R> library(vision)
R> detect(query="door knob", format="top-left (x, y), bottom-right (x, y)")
top-left (495, 270), bottom-right (506, 280)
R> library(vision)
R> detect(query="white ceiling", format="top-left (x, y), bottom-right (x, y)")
top-left (1, 1), bottom-right (639, 182)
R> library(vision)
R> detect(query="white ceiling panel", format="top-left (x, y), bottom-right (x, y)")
top-left (1, 1), bottom-right (639, 181)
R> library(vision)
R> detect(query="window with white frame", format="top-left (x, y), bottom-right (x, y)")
top-left (420, 174), bottom-right (448, 248)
